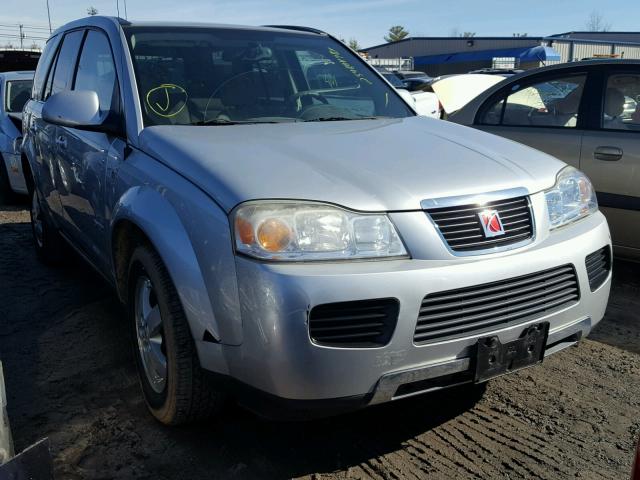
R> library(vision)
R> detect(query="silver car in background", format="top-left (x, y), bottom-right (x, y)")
top-left (0, 71), bottom-right (33, 202)
top-left (22, 17), bottom-right (611, 424)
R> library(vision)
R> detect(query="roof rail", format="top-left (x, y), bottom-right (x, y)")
top-left (263, 25), bottom-right (326, 35)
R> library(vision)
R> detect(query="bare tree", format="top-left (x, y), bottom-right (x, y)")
top-left (87, 6), bottom-right (99, 16)
top-left (385, 26), bottom-right (409, 43)
top-left (450, 29), bottom-right (476, 38)
top-left (586, 11), bottom-right (611, 32)
top-left (348, 38), bottom-right (360, 51)
top-left (30, 42), bottom-right (39, 50)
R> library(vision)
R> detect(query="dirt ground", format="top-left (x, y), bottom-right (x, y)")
top-left (1, 204), bottom-right (639, 479)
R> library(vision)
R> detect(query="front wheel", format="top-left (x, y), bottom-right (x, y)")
top-left (128, 245), bottom-right (225, 425)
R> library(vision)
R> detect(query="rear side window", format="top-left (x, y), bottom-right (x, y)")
top-left (49, 30), bottom-right (85, 97)
top-left (602, 74), bottom-right (640, 131)
top-left (5, 80), bottom-right (33, 112)
top-left (480, 74), bottom-right (587, 128)
top-left (32, 35), bottom-right (60, 101)
top-left (74, 30), bottom-right (117, 112)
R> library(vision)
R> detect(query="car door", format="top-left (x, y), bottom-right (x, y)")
top-left (42, 29), bottom-right (86, 228)
top-left (23, 33), bottom-right (62, 218)
top-left (580, 67), bottom-right (640, 256)
top-left (56, 28), bottom-right (125, 269)
top-left (472, 71), bottom-right (592, 169)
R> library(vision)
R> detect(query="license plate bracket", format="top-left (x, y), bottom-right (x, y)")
top-left (475, 322), bottom-right (549, 383)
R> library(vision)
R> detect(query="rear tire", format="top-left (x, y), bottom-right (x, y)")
top-left (127, 245), bottom-right (225, 425)
top-left (0, 155), bottom-right (15, 206)
top-left (30, 188), bottom-right (64, 265)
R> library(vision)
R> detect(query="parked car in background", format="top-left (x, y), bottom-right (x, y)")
top-left (632, 437), bottom-right (640, 480)
top-left (432, 74), bottom-right (505, 116)
top-left (0, 71), bottom-right (33, 202)
top-left (23, 17), bottom-right (611, 425)
top-left (401, 76), bottom-right (433, 92)
top-left (375, 67), bottom-right (440, 118)
top-left (631, 440), bottom-right (640, 480)
top-left (0, 50), bottom-right (40, 73)
top-left (393, 70), bottom-right (430, 80)
top-left (468, 68), bottom-right (524, 76)
top-left (449, 60), bottom-right (640, 260)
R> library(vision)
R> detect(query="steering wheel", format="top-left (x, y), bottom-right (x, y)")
top-left (287, 92), bottom-right (329, 112)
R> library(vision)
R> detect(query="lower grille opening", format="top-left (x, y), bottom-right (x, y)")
top-left (394, 371), bottom-right (474, 398)
top-left (414, 265), bottom-right (580, 344)
top-left (309, 298), bottom-right (399, 348)
top-left (585, 246), bottom-right (611, 291)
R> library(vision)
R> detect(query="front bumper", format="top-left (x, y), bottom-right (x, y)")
top-left (198, 209), bottom-right (611, 407)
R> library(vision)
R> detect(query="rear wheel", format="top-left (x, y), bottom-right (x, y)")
top-left (30, 188), bottom-right (64, 265)
top-left (128, 245), bottom-right (225, 425)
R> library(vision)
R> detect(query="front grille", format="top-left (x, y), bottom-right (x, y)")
top-left (426, 196), bottom-right (534, 252)
top-left (309, 298), bottom-right (399, 347)
top-left (585, 246), bottom-right (611, 291)
top-left (414, 265), bottom-right (579, 344)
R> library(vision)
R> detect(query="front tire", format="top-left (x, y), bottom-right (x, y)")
top-left (30, 188), bottom-right (64, 265)
top-left (128, 245), bottom-right (224, 425)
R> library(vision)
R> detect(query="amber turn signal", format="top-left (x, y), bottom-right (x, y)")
top-left (257, 218), bottom-right (292, 252)
top-left (236, 216), bottom-right (255, 245)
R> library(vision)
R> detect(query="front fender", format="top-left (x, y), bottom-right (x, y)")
top-left (111, 185), bottom-right (240, 347)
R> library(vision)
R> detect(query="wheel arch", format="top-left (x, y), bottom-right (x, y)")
top-left (110, 186), bottom-right (225, 346)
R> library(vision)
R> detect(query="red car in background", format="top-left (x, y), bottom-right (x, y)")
top-left (632, 438), bottom-right (640, 480)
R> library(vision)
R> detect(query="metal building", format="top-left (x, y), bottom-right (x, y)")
top-left (363, 32), bottom-right (640, 76)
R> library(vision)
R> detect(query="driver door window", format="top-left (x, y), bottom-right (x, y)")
top-left (484, 75), bottom-right (587, 128)
top-left (475, 73), bottom-right (588, 169)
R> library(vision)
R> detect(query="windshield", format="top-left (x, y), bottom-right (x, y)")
top-left (5, 79), bottom-right (33, 113)
top-left (124, 27), bottom-right (413, 126)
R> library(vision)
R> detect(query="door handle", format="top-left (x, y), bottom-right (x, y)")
top-left (55, 135), bottom-right (68, 149)
top-left (594, 146), bottom-right (623, 161)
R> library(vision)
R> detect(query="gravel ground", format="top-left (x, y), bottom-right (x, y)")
top-left (1, 204), bottom-right (639, 479)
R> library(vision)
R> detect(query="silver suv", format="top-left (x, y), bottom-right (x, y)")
top-left (22, 17), bottom-right (612, 424)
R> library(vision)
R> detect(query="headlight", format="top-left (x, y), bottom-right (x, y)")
top-left (232, 202), bottom-right (408, 261)
top-left (545, 166), bottom-right (598, 229)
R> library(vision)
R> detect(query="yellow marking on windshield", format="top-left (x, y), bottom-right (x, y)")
top-left (327, 48), bottom-right (373, 86)
top-left (145, 84), bottom-right (188, 118)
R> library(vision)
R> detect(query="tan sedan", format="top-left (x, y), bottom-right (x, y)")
top-left (448, 60), bottom-right (640, 260)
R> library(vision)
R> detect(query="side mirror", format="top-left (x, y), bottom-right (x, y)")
top-left (43, 90), bottom-right (116, 133)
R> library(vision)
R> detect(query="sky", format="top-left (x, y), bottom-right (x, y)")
top-left (2, 0), bottom-right (639, 49)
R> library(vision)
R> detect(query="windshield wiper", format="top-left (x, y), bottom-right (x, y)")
top-left (302, 116), bottom-right (386, 122)
top-left (192, 119), bottom-right (284, 126)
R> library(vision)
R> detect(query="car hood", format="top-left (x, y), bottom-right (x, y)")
top-left (138, 116), bottom-right (564, 212)
top-left (432, 74), bottom-right (505, 114)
